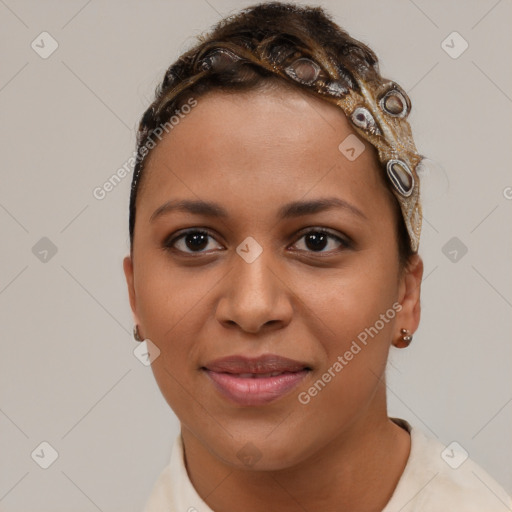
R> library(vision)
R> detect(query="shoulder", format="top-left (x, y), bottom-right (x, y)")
top-left (142, 434), bottom-right (215, 512)
top-left (142, 458), bottom-right (174, 512)
top-left (383, 418), bottom-right (512, 512)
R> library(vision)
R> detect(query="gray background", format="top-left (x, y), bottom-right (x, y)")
top-left (1, 0), bottom-right (511, 510)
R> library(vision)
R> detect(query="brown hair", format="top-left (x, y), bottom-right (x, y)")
top-left (128, 1), bottom-right (414, 267)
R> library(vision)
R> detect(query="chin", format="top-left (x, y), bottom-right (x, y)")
top-left (202, 428), bottom-right (320, 472)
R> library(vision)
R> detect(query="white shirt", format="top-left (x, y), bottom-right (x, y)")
top-left (142, 417), bottom-right (512, 511)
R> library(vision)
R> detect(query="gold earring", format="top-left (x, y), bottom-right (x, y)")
top-left (133, 324), bottom-right (144, 342)
top-left (395, 328), bottom-right (413, 348)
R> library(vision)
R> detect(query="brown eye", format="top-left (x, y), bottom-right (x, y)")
top-left (291, 228), bottom-right (349, 254)
top-left (164, 229), bottom-right (223, 254)
top-left (351, 107), bottom-right (381, 135)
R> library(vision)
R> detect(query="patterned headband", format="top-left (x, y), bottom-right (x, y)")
top-left (135, 39), bottom-right (423, 251)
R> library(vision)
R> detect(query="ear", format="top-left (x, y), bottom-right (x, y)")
top-left (123, 255), bottom-right (140, 327)
top-left (393, 253), bottom-right (423, 347)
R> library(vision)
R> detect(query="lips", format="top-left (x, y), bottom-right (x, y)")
top-left (202, 354), bottom-right (311, 406)
top-left (204, 354), bottom-right (310, 374)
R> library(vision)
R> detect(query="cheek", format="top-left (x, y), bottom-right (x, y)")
top-left (138, 267), bottom-right (210, 416)
top-left (135, 253), bottom-right (215, 336)
top-left (296, 280), bottom-right (397, 421)
top-left (301, 260), bottom-right (399, 342)
top-left (298, 262), bottom-right (399, 402)
top-left (134, 257), bottom-right (223, 389)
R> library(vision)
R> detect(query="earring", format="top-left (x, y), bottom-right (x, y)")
top-left (133, 324), bottom-right (144, 342)
top-left (395, 328), bottom-right (413, 348)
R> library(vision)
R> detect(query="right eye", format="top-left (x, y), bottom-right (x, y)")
top-left (163, 229), bottom-right (224, 254)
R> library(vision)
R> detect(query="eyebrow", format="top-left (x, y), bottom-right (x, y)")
top-left (149, 196), bottom-right (367, 223)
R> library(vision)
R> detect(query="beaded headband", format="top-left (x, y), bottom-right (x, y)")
top-left (133, 39), bottom-right (423, 251)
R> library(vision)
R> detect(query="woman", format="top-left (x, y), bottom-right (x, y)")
top-left (123, 2), bottom-right (512, 510)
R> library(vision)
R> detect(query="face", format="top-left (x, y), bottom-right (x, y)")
top-left (124, 86), bottom-right (422, 470)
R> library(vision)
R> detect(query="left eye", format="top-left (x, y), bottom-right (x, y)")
top-left (291, 229), bottom-right (348, 253)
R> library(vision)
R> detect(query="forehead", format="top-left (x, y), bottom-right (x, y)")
top-left (137, 87), bottom-right (387, 216)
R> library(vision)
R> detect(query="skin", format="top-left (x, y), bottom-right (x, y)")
top-left (123, 84), bottom-right (423, 511)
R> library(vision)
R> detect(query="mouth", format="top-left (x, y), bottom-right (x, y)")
top-left (202, 354), bottom-right (312, 406)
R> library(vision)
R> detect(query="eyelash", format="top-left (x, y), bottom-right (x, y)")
top-left (163, 227), bottom-right (351, 256)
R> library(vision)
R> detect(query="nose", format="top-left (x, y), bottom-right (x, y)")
top-left (215, 248), bottom-right (293, 334)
